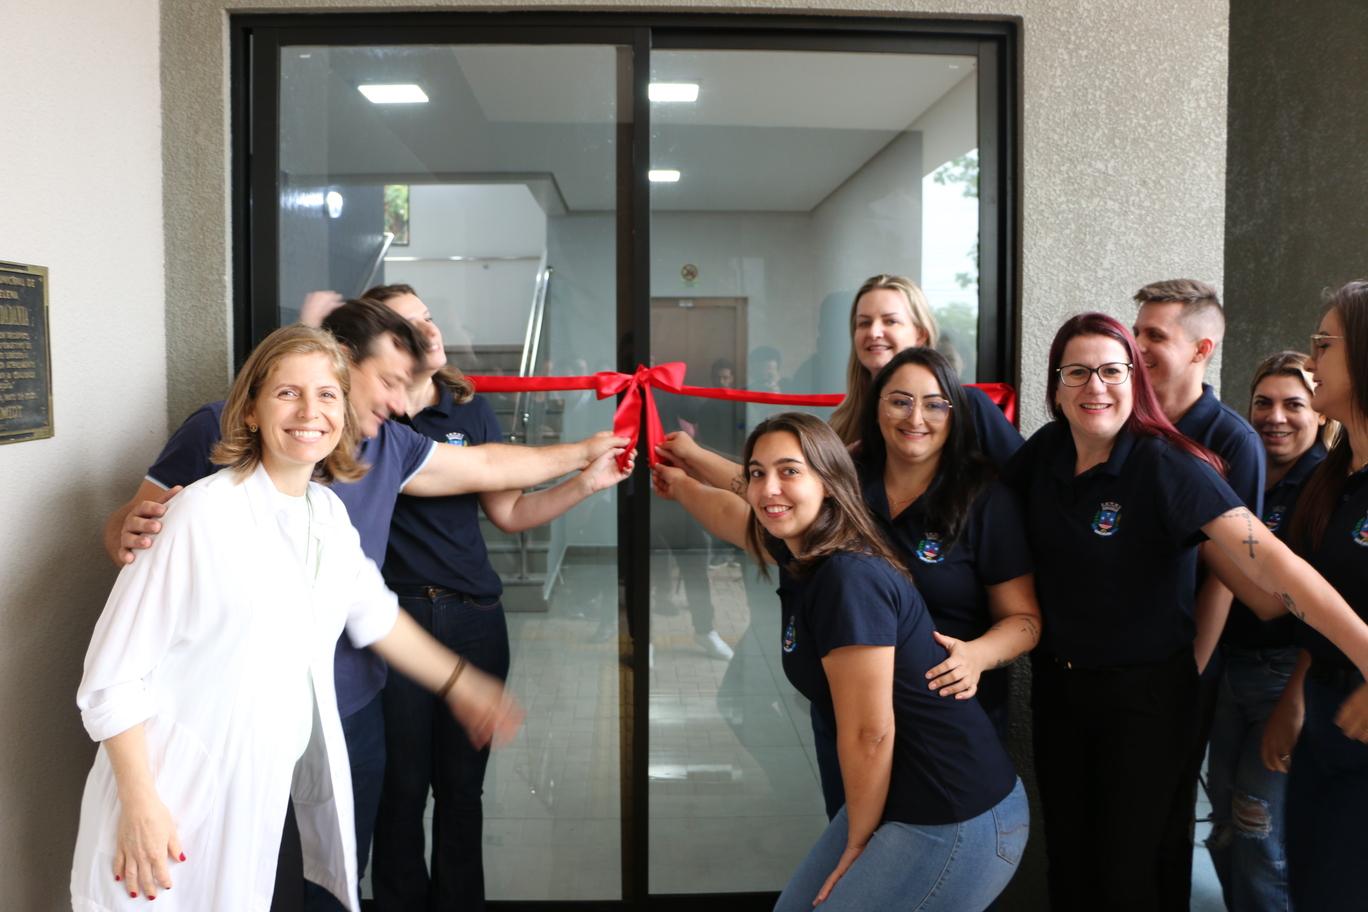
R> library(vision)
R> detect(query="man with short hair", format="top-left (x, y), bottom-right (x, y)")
top-left (1132, 278), bottom-right (1265, 910)
top-left (104, 298), bottom-right (630, 911)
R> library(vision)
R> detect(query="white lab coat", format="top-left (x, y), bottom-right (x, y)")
top-left (70, 464), bottom-right (399, 912)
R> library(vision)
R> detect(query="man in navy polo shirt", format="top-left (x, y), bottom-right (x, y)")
top-left (102, 299), bottom-right (629, 911)
top-left (1133, 278), bottom-right (1264, 909)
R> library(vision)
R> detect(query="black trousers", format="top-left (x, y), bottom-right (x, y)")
top-left (1032, 650), bottom-right (1199, 912)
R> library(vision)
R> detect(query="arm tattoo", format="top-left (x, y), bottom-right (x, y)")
top-left (1240, 510), bottom-right (1259, 559)
top-left (729, 473), bottom-right (745, 496)
top-left (1019, 617), bottom-right (1041, 643)
top-left (1279, 592), bottom-right (1305, 621)
top-left (1219, 507), bottom-right (1259, 559)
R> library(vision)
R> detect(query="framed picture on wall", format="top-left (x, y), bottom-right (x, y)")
top-left (384, 184), bottom-right (410, 246)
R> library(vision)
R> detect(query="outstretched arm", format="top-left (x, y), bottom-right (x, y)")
top-left (1204, 507), bottom-right (1368, 676)
top-left (480, 447), bottom-right (633, 533)
top-left (656, 431), bottom-right (745, 491)
top-left (402, 432), bottom-right (629, 498)
top-left (370, 610), bottom-right (524, 749)
top-left (651, 463), bottom-right (752, 551)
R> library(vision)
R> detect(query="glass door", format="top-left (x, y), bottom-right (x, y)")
top-left (237, 14), bottom-right (1012, 907)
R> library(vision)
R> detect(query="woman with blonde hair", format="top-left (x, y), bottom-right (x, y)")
top-left (659, 274), bottom-right (1021, 485)
top-left (70, 325), bottom-right (522, 911)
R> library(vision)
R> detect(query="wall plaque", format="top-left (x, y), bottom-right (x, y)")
top-left (0, 261), bottom-right (52, 444)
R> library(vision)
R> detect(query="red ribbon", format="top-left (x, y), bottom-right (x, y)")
top-left (466, 363), bottom-right (1017, 468)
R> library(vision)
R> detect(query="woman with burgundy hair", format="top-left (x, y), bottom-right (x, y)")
top-left (1003, 312), bottom-right (1368, 911)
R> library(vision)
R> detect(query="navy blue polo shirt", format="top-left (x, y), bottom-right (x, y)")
top-left (1298, 461), bottom-right (1368, 672)
top-left (1226, 442), bottom-right (1326, 650)
top-left (860, 472), bottom-right (1034, 719)
top-left (967, 386), bottom-right (1024, 469)
top-left (1003, 422), bottom-right (1243, 667)
top-left (770, 543), bottom-right (1017, 825)
top-left (146, 402), bottom-right (437, 716)
top-left (384, 386), bottom-right (505, 598)
top-left (1176, 383), bottom-right (1265, 517)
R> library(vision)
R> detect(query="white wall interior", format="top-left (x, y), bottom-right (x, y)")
top-left (384, 183), bottom-right (547, 352)
top-left (0, 2), bottom-right (165, 910)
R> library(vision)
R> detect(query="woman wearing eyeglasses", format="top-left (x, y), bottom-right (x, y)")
top-left (1003, 312), bottom-right (1368, 911)
top-left (856, 347), bottom-right (1040, 739)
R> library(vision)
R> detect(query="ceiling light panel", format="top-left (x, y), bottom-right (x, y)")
top-left (648, 82), bottom-right (700, 103)
top-left (358, 84), bottom-right (429, 104)
top-left (648, 170), bottom-right (681, 183)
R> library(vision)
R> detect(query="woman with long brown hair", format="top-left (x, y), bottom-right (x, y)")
top-left (654, 412), bottom-right (1027, 911)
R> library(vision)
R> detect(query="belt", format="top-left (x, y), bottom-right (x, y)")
top-left (390, 584), bottom-right (490, 601)
top-left (1308, 662), bottom-right (1365, 689)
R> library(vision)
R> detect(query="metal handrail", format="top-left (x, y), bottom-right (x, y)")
top-left (509, 259), bottom-right (552, 444)
top-left (355, 232), bottom-right (395, 295)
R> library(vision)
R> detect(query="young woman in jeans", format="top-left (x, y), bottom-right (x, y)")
top-left (655, 412), bottom-right (1028, 911)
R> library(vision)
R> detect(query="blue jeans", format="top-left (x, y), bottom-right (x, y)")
top-left (775, 778), bottom-right (1027, 912)
top-left (372, 589), bottom-right (510, 912)
top-left (1286, 670), bottom-right (1368, 911)
top-left (303, 692), bottom-right (387, 912)
top-left (1205, 646), bottom-right (1297, 912)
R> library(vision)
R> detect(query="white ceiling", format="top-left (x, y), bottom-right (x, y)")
top-left (280, 44), bottom-right (975, 212)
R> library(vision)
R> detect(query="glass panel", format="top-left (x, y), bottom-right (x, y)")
top-left (278, 43), bottom-right (624, 902)
top-left (647, 47), bottom-right (979, 894)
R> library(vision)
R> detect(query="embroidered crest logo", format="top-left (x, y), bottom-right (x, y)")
top-left (915, 533), bottom-right (945, 564)
top-left (1264, 504), bottom-right (1286, 532)
top-left (1091, 501), bottom-right (1122, 537)
top-left (782, 616), bottom-right (797, 653)
top-left (445, 431), bottom-right (469, 446)
top-left (1353, 514), bottom-right (1368, 548)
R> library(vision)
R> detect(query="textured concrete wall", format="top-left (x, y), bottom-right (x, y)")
top-left (0, 2), bottom-right (165, 910)
top-left (1222, 0), bottom-right (1368, 407)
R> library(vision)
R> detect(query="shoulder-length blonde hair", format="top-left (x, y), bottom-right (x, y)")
top-left (211, 324), bottom-right (368, 484)
top-left (828, 275), bottom-right (938, 444)
top-left (361, 282), bottom-right (476, 405)
top-left (743, 411), bottom-right (908, 580)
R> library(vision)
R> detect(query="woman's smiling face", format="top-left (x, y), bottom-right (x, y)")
top-left (877, 363), bottom-right (952, 467)
top-left (747, 430), bottom-right (827, 553)
top-left (1054, 334), bottom-right (1134, 444)
top-left (852, 288), bottom-right (927, 376)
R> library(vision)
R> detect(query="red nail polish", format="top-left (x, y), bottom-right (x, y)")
top-left (179, 853), bottom-right (186, 862)
top-left (129, 892), bottom-right (137, 898)
top-left (114, 875), bottom-right (121, 882)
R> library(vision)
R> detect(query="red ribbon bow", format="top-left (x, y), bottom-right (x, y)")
top-left (466, 363), bottom-right (1016, 469)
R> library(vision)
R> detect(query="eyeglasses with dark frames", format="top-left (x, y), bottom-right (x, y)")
top-left (1056, 362), bottom-right (1133, 387)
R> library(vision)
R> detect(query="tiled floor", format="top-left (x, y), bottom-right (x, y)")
top-left (361, 549), bottom-right (1238, 908)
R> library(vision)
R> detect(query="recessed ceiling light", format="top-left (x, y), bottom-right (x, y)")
top-left (648, 169), bottom-right (681, 183)
top-left (358, 84), bottom-right (429, 104)
top-left (648, 82), bottom-right (700, 103)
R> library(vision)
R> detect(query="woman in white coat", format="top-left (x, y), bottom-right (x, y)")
top-left (70, 325), bottom-right (522, 911)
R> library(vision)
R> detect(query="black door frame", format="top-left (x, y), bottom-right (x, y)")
top-left (231, 13), bottom-right (1019, 910)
